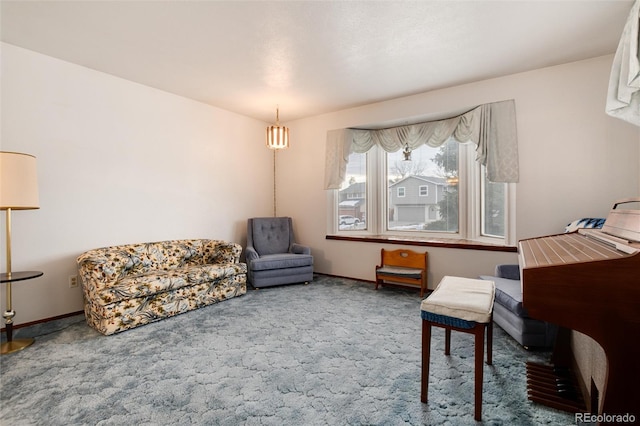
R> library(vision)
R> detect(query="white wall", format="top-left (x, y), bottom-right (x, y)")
top-left (1, 43), bottom-right (273, 325)
top-left (279, 54), bottom-right (640, 286)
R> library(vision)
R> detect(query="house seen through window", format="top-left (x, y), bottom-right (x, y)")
top-left (387, 140), bottom-right (459, 233)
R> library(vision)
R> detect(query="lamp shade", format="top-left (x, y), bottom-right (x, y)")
top-left (266, 125), bottom-right (290, 149)
top-left (266, 107), bottom-right (290, 150)
top-left (0, 151), bottom-right (40, 210)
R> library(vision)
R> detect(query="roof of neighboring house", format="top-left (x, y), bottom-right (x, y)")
top-left (339, 200), bottom-right (363, 207)
top-left (340, 182), bottom-right (366, 194)
top-left (388, 175), bottom-right (447, 188)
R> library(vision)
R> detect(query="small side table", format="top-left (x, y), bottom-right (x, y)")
top-left (1, 271), bottom-right (43, 355)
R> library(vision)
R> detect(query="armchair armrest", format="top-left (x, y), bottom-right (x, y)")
top-left (291, 243), bottom-right (311, 255)
top-left (495, 264), bottom-right (520, 280)
top-left (245, 246), bottom-right (260, 262)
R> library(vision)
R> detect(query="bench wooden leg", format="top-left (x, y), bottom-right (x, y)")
top-left (474, 325), bottom-right (485, 421)
top-left (420, 318), bottom-right (492, 420)
top-left (444, 328), bottom-right (451, 355)
top-left (487, 320), bottom-right (493, 365)
top-left (421, 320), bottom-right (431, 403)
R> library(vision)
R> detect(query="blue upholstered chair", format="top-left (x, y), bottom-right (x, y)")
top-left (245, 217), bottom-right (313, 288)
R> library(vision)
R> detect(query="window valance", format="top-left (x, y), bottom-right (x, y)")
top-left (324, 99), bottom-right (519, 189)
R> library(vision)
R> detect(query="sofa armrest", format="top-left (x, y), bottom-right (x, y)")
top-left (76, 250), bottom-right (124, 290)
top-left (291, 243), bottom-right (311, 255)
top-left (209, 241), bottom-right (243, 264)
top-left (495, 264), bottom-right (520, 280)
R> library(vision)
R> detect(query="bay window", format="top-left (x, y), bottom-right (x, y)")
top-left (326, 100), bottom-right (519, 246)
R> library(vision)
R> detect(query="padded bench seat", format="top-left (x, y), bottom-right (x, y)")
top-left (375, 266), bottom-right (422, 279)
top-left (421, 276), bottom-right (495, 323)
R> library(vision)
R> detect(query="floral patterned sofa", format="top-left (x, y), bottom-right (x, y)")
top-left (77, 239), bottom-right (247, 335)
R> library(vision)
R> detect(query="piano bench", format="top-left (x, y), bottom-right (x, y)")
top-left (420, 276), bottom-right (496, 421)
top-left (480, 265), bottom-right (557, 349)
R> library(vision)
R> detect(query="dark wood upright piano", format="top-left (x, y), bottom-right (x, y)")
top-left (519, 198), bottom-right (640, 423)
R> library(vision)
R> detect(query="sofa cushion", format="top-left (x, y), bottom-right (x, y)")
top-left (249, 253), bottom-right (313, 271)
top-left (479, 275), bottom-right (529, 318)
top-left (86, 274), bottom-right (247, 335)
top-left (97, 263), bottom-right (247, 305)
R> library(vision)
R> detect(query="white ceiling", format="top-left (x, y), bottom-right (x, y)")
top-left (0, 1), bottom-right (634, 123)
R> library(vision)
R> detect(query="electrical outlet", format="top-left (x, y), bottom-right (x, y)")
top-left (69, 275), bottom-right (79, 288)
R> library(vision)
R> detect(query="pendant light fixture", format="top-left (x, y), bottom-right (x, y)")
top-left (266, 106), bottom-right (290, 150)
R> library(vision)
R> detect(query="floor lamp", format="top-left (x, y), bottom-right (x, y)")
top-left (0, 151), bottom-right (40, 354)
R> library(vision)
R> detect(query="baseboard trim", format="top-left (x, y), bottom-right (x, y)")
top-left (316, 272), bottom-right (424, 295)
top-left (315, 272), bottom-right (375, 284)
top-left (1, 310), bottom-right (84, 333)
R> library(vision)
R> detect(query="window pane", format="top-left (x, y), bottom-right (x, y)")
top-left (482, 172), bottom-right (505, 237)
top-left (338, 152), bottom-right (367, 231)
top-left (387, 139), bottom-right (459, 232)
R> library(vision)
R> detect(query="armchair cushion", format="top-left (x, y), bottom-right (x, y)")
top-left (249, 253), bottom-right (313, 271)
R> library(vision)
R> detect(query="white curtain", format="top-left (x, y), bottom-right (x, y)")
top-left (606, 0), bottom-right (640, 126)
top-left (324, 100), bottom-right (519, 189)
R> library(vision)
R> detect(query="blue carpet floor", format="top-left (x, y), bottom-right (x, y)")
top-left (0, 275), bottom-right (575, 425)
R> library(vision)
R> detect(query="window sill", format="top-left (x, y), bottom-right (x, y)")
top-left (325, 234), bottom-right (517, 252)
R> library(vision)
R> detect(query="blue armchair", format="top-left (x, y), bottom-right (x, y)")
top-left (245, 217), bottom-right (313, 288)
